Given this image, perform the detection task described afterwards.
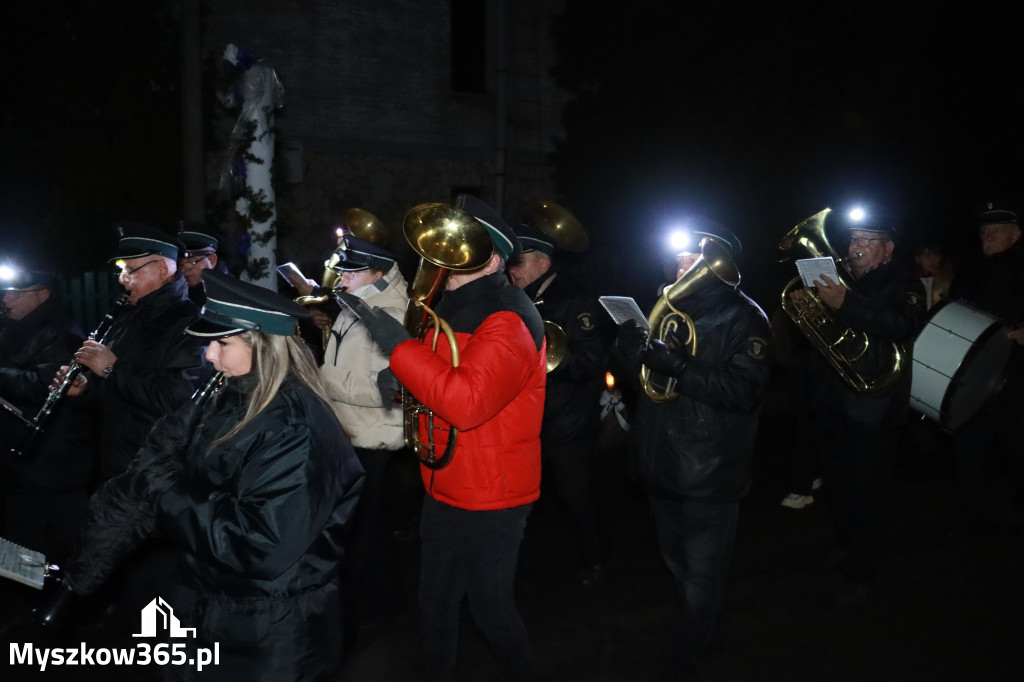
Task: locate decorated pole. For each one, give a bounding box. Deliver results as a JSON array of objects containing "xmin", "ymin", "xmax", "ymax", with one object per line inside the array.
[{"xmin": 219, "ymin": 44, "xmax": 285, "ymax": 289}]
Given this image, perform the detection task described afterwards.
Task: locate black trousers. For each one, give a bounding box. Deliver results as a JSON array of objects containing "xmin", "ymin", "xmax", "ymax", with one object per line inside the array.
[
  {"xmin": 813, "ymin": 414, "xmax": 895, "ymax": 583},
  {"xmin": 649, "ymin": 497, "xmax": 739, "ymax": 668},
  {"xmin": 418, "ymin": 496, "xmax": 535, "ymax": 682}
]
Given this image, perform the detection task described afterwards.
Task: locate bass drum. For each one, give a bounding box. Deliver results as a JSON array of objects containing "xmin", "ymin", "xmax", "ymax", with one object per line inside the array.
[{"xmin": 910, "ymin": 300, "xmax": 1012, "ymax": 430}]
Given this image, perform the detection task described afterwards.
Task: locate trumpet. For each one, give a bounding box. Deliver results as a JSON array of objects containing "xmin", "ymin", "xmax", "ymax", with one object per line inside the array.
[{"xmin": 401, "ymin": 203, "xmax": 493, "ymax": 469}]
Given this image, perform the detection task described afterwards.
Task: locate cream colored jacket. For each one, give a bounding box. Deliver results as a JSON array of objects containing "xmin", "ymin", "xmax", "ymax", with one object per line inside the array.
[{"xmin": 320, "ymin": 264, "xmax": 409, "ymax": 450}]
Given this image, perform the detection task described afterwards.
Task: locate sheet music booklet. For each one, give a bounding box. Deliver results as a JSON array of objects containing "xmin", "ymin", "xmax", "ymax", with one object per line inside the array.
[
  {"xmin": 598, "ymin": 296, "xmax": 650, "ymax": 331},
  {"xmin": 795, "ymin": 257, "xmax": 841, "ymax": 288},
  {"xmin": 0, "ymin": 536, "xmax": 48, "ymax": 589}
]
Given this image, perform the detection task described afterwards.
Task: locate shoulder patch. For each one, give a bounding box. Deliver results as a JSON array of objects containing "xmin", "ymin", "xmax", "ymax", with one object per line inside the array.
[
  {"xmin": 906, "ymin": 291, "xmax": 924, "ymax": 309},
  {"xmin": 747, "ymin": 336, "xmax": 769, "ymax": 361},
  {"xmin": 577, "ymin": 312, "xmax": 595, "ymax": 331}
]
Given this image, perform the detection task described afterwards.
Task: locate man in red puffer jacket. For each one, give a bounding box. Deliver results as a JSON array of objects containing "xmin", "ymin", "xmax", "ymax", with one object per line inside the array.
[{"xmin": 351, "ymin": 194, "xmax": 545, "ymax": 682}]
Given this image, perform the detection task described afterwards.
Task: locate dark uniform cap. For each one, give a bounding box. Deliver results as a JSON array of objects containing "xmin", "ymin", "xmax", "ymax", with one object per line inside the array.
[
  {"xmin": 0, "ymin": 268, "xmax": 56, "ymax": 291},
  {"xmin": 187, "ymin": 270, "xmax": 310, "ymax": 338},
  {"xmin": 684, "ymin": 217, "xmax": 743, "ymax": 256},
  {"xmin": 516, "ymin": 222, "xmax": 555, "ymax": 257},
  {"xmin": 177, "ymin": 220, "xmax": 222, "ymax": 253},
  {"xmin": 834, "ymin": 208, "xmax": 900, "ymax": 241},
  {"xmin": 331, "ymin": 234, "xmax": 399, "ymax": 272},
  {"xmin": 977, "ymin": 201, "xmax": 1020, "ymax": 226},
  {"xmin": 109, "ymin": 223, "xmax": 184, "ymax": 262},
  {"xmin": 455, "ymin": 194, "xmax": 521, "ymax": 261}
]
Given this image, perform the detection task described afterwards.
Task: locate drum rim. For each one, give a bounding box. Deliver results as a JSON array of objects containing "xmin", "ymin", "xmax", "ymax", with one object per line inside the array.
[{"xmin": 935, "ymin": 302, "xmax": 1012, "ymax": 430}]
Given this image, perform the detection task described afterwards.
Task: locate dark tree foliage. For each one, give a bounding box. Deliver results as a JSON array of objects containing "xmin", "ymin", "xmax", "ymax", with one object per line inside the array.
[
  {"xmin": 0, "ymin": 1, "xmax": 182, "ymax": 270},
  {"xmin": 549, "ymin": 0, "xmax": 1024, "ymax": 299}
]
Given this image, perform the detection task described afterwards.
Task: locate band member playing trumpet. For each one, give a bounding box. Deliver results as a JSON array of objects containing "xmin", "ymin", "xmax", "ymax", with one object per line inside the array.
[
  {"xmin": 612, "ymin": 219, "xmax": 770, "ymax": 679},
  {"xmin": 509, "ymin": 219, "xmax": 611, "ymax": 584},
  {"xmin": 355, "ymin": 194, "xmax": 545, "ymax": 682},
  {"xmin": 318, "ymin": 234, "xmax": 409, "ymax": 634},
  {"xmin": 0, "ymin": 267, "xmax": 93, "ymax": 563},
  {"xmin": 786, "ymin": 208, "xmax": 926, "ymax": 604}
]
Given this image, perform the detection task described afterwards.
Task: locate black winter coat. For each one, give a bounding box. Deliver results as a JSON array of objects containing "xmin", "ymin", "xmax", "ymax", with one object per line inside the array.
[
  {"xmin": 949, "ymin": 240, "xmax": 1024, "ymax": 404},
  {"xmin": 523, "ymin": 269, "xmax": 612, "ymax": 443},
  {"xmin": 0, "ymin": 298, "xmax": 94, "ymax": 491},
  {"xmin": 85, "ymin": 276, "xmax": 204, "ymax": 480},
  {"xmin": 626, "ymin": 280, "xmax": 772, "ymax": 501},
  {"xmin": 807, "ymin": 260, "xmax": 927, "ymax": 425},
  {"xmin": 68, "ymin": 375, "xmax": 364, "ymax": 681}
]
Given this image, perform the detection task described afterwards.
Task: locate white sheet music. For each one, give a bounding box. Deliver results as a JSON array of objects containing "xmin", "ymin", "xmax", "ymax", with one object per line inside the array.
[
  {"xmin": 598, "ymin": 296, "xmax": 650, "ymax": 331},
  {"xmin": 0, "ymin": 536, "xmax": 48, "ymax": 589},
  {"xmin": 795, "ymin": 257, "xmax": 840, "ymax": 288}
]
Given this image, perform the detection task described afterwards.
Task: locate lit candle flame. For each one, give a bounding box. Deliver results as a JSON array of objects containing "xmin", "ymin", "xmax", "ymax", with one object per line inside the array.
[{"xmin": 605, "ymin": 371, "xmax": 615, "ymax": 390}]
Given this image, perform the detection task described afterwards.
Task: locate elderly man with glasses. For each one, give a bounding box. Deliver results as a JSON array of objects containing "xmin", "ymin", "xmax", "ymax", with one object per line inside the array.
[
  {"xmin": 787, "ymin": 207, "xmax": 926, "ymax": 606},
  {"xmin": 61, "ymin": 223, "xmax": 205, "ymax": 482}
]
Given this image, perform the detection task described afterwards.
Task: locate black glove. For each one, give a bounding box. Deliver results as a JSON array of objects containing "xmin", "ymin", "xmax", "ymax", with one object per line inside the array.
[
  {"xmin": 641, "ymin": 339, "xmax": 690, "ymax": 379},
  {"xmin": 337, "ymin": 292, "xmax": 411, "ymax": 356},
  {"xmin": 377, "ymin": 368, "xmax": 402, "ymax": 405},
  {"xmin": 616, "ymin": 320, "xmax": 648, "ymax": 358}
]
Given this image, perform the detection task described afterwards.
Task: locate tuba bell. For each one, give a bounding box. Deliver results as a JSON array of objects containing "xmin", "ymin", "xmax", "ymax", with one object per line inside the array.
[
  {"xmin": 777, "ymin": 208, "xmax": 905, "ymax": 394},
  {"xmin": 522, "ymin": 199, "xmax": 588, "ymax": 372},
  {"xmin": 640, "ymin": 237, "xmax": 740, "ymax": 402},
  {"xmin": 401, "ymin": 202, "xmax": 494, "ymax": 469}
]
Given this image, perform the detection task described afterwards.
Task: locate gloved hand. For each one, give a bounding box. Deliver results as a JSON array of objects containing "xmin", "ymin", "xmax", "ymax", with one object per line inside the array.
[
  {"xmin": 616, "ymin": 320, "xmax": 648, "ymax": 358},
  {"xmin": 641, "ymin": 339, "xmax": 690, "ymax": 379},
  {"xmin": 337, "ymin": 292, "xmax": 411, "ymax": 356},
  {"xmin": 377, "ymin": 368, "xmax": 402, "ymax": 405}
]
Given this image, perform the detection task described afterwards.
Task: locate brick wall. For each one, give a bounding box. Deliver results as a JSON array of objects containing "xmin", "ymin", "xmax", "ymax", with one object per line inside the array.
[{"xmin": 203, "ymin": 0, "xmax": 569, "ymax": 271}]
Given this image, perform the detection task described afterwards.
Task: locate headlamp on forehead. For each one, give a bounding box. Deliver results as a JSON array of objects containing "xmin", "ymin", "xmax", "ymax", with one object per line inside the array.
[
  {"xmin": 0, "ymin": 264, "xmax": 16, "ymax": 283},
  {"xmin": 847, "ymin": 206, "xmax": 868, "ymax": 223},
  {"xmin": 668, "ymin": 229, "xmax": 694, "ymax": 255}
]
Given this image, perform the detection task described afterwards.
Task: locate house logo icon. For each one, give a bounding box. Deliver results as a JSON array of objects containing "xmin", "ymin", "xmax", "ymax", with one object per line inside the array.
[{"xmin": 133, "ymin": 597, "xmax": 197, "ymax": 639}]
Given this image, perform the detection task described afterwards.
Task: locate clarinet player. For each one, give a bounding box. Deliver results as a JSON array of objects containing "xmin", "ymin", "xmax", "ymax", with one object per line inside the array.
[{"xmin": 43, "ymin": 270, "xmax": 365, "ymax": 681}]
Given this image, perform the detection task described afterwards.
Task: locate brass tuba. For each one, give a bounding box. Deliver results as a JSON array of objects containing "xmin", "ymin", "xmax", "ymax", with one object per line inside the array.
[
  {"xmin": 402, "ymin": 202, "xmax": 494, "ymax": 469},
  {"xmin": 522, "ymin": 199, "xmax": 588, "ymax": 372},
  {"xmin": 777, "ymin": 208, "xmax": 905, "ymax": 394},
  {"xmin": 640, "ymin": 237, "xmax": 740, "ymax": 402}
]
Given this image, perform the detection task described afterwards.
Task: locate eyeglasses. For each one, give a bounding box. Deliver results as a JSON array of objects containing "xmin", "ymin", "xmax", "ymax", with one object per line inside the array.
[
  {"xmin": 118, "ymin": 259, "xmax": 160, "ymax": 279},
  {"xmin": 180, "ymin": 253, "xmax": 213, "ymax": 267},
  {"xmin": 849, "ymin": 237, "xmax": 888, "ymax": 247}
]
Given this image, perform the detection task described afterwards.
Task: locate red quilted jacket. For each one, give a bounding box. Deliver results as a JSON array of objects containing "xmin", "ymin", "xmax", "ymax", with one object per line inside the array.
[{"xmin": 390, "ymin": 309, "xmax": 546, "ymax": 511}]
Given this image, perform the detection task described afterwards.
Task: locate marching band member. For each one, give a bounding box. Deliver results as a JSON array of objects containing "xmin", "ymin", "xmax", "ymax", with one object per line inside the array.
[
  {"xmin": 319, "ymin": 234, "xmax": 410, "ymax": 635},
  {"xmin": 60, "ymin": 270, "xmax": 364, "ymax": 681},
  {"xmin": 788, "ymin": 208, "xmax": 925, "ymax": 603},
  {"xmin": 612, "ymin": 219, "xmax": 770, "ymax": 679},
  {"xmin": 354, "ymin": 194, "xmax": 545, "ymax": 682}
]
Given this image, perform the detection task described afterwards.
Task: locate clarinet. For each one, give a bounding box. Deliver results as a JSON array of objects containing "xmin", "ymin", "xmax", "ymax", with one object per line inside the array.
[
  {"xmin": 13, "ymin": 294, "xmax": 130, "ymax": 456},
  {"xmin": 192, "ymin": 371, "xmax": 225, "ymax": 406}
]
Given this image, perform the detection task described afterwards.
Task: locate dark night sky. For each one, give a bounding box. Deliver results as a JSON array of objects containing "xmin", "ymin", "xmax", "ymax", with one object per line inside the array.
[{"xmin": 2, "ymin": 1, "xmax": 1023, "ymax": 308}]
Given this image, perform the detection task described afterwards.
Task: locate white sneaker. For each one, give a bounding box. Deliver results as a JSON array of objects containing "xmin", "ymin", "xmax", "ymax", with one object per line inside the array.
[
  {"xmin": 812, "ymin": 478, "xmax": 824, "ymax": 490},
  {"xmin": 780, "ymin": 493, "xmax": 814, "ymax": 509}
]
